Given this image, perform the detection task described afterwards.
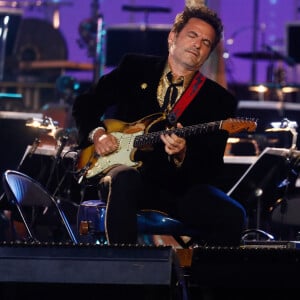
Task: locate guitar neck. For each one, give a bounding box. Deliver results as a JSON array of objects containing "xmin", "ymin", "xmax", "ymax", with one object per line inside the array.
[{"xmin": 133, "ymin": 121, "xmax": 221, "ymax": 148}]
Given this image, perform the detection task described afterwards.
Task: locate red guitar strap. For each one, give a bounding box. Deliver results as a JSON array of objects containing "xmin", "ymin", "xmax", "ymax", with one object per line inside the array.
[{"xmin": 168, "ymin": 71, "xmax": 206, "ymax": 125}]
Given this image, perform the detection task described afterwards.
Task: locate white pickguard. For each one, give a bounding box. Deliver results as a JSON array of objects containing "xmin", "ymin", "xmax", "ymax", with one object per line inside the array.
[{"xmin": 86, "ymin": 130, "xmax": 143, "ymax": 178}]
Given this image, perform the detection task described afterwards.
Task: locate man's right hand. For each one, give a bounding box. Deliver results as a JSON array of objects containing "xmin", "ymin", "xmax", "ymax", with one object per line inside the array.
[{"xmin": 93, "ymin": 129, "xmax": 119, "ymax": 156}]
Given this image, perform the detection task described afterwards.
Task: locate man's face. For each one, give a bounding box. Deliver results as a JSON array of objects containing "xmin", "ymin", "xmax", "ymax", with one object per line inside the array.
[{"xmin": 168, "ymin": 18, "xmax": 216, "ymax": 71}]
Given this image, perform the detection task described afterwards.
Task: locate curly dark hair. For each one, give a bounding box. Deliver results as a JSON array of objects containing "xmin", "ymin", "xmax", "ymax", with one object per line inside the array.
[{"xmin": 171, "ymin": 5, "xmax": 223, "ymax": 51}]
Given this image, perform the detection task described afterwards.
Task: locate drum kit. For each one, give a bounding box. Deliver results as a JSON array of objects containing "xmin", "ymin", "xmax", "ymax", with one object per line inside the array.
[{"xmin": 233, "ymin": 46, "xmax": 300, "ymax": 102}]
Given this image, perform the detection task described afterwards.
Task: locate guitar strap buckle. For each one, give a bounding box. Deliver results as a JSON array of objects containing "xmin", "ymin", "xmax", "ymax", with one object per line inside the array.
[{"xmin": 167, "ymin": 111, "xmax": 177, "ymax": 125}]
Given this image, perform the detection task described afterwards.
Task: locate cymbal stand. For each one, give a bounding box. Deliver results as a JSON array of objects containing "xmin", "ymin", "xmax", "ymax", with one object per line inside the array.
[
  {"xmin": 0, "ymin": 14, "xmax": 9, "ymax": 81},
  {"xmin": 90, "ymin": 0, "xmax": 105, "ymax": 82},
  {"xmin": 251, "ymin": 0, "xmax": 259, "ymax": 83},
  {"xmin": 77, "ymin": 0, "xmax": 105, "ymax": 82}
]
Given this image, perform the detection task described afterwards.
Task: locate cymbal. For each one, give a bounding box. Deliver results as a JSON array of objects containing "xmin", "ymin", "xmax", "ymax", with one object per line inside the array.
[
  {"xmin": 122, "ymin": 5, "xmax": 171, "ymax": 13},
  {"xmin": 26, "ymin": 117, "xmax": 59, "ymax": 131},
  {"xmin": 249, "ymin": 83, "xmax": 300, "ymax": 93},
  {"xmin": 234, "ymin": 51, "xmax": 285, "ymax": 60}
]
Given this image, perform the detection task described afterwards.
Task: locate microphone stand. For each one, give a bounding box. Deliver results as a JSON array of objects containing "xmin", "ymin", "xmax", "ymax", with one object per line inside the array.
[
  {"xmin": 45, "ymin": 132, "xmax": 69, "ymax": 191},
  {"xmin": 251, "ymin": 0, "xmax": 259, "ymax": 84}
]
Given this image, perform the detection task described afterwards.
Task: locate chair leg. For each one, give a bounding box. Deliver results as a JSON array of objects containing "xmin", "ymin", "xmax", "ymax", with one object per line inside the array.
[
  {"xmin": 0, "ymin": 210, "xmax": 14, "ymax": 242},
  {"xmin": 241, "ymin": 228, "xmax": 275, "ymax": 242},
  {"xmin": 13, "ymin": 221, "xmax": 27, "ymax": 240}
]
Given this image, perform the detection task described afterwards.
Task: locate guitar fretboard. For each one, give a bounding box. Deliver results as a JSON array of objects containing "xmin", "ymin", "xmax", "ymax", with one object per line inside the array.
[{"xmin": 133, "ymin": 121, "xmax": 221, "ymax": 147}]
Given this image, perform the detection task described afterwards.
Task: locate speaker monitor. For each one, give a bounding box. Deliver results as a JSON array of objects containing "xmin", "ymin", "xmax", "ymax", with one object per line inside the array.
[
  {"xmin": 286, "ymin": 22, "xmax": 300, "ymax": 63},
  {"xmin": 190, "ymin": 246, "xmax": 300, "ymax": 289},
  {"xmin": 0, "ymin": 244, "xmax": 179, "ymax": 300}
]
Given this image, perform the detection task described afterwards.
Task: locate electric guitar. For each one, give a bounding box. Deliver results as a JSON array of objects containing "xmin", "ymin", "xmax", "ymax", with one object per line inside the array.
[{"xmin": 76, "ymin": 113, "xmax": 257, "ymax": 182}]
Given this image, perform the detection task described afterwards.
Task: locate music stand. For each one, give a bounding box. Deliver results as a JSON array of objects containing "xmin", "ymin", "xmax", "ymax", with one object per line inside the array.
[{"xmin": 228, "ymin": 147, "xmax": 293, "ymax": 240}]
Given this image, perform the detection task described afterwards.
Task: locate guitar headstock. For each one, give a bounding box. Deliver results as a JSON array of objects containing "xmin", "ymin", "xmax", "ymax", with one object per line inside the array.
[{"xmin": 221, "ymin": 118, "xmax": 258, "ymax": 134}]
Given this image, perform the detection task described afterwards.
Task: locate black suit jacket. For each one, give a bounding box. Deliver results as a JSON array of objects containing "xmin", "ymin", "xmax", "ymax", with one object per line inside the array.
[{"xmin": 72, "ymin": 54, "xmax": 238, "ymax": 191}]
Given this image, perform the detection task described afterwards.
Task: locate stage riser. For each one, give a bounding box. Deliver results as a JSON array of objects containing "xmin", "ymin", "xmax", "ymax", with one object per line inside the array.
[
  {"xmin": 190, "ymin": 246, "xmax": 300, "ymax": 289},
  {"xmin": 0, "ymin": 244, "xmax": 177, "ymax": 300},
  {"xmin": 0, "ymin": 244, "xmax": 174, "ymax": 285}
]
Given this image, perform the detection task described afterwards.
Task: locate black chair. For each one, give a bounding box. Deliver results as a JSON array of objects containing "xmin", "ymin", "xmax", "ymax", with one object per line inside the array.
[{"xmin": 2, "ymin": 170, "xmax": 78, "ymax": 244}]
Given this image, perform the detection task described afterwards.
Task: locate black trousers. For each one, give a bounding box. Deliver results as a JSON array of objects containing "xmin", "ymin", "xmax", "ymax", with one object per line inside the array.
[{"xmin": 100, "ymin": 165, "xmax": 247, "ymax": 246}]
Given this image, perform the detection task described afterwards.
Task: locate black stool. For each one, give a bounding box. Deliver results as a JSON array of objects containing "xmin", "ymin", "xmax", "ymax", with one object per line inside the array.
[{"xmin": 77, "ymin": 200, "xmax": 198, "ymax": 247}]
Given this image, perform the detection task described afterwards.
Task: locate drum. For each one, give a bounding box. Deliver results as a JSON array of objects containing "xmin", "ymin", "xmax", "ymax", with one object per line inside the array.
[{"xmin": 14, "ymin": 17, "xmax": 68, "ymax": 80}]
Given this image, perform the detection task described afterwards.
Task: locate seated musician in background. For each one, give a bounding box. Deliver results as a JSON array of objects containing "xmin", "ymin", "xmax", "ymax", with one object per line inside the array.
[{"xmin": 72, "ymin": 5, "xmax": 247, "ymax": 246}]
